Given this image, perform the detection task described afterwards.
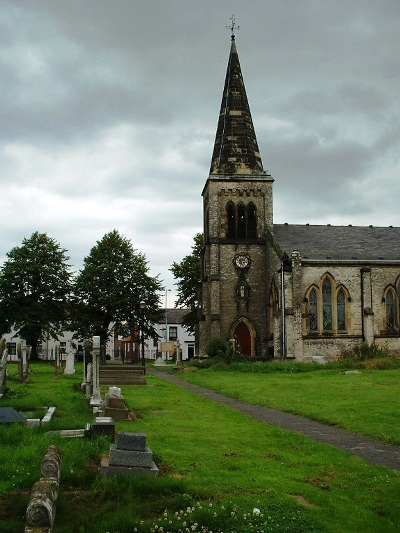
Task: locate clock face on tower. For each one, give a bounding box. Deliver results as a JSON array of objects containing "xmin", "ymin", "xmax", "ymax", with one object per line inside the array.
[{"xmin": 234, "ymin": 254, "xmax": 250, "ymax": 270}]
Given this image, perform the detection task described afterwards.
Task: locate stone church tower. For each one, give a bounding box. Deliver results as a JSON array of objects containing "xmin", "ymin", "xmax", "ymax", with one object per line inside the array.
[{"xmin": 198, "ymin": 34, "xmax": 274, "ymax": 357}]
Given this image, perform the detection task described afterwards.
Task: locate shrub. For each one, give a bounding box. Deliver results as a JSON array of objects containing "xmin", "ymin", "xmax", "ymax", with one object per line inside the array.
[
  {"xmin": 206, "ymin": 337, "xmax": 246, "ymax": 364},
  {"xmin": 206, "ymin": 337, "xmax": 230, "ymax": 358},
  {"xmin": 340, "ymin": 342, "xmax": 390, "ymax": 361}
]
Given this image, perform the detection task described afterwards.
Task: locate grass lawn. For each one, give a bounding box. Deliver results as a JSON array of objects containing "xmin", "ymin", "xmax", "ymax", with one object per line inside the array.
[
  {"xmin": 0, "ymin": 361, "xmax": 399, "ymax": 532},
  {"xmin": 174, "ymin": 364, "xmax": 400, "ymax": 445}
]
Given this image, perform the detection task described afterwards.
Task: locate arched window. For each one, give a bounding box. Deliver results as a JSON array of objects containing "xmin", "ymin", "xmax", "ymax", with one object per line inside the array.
[
  {"xmin": 337, "ymin": 289, "xmax": 346, "ymax": 331},
  {"xmin": 322, "ymin": 278, "xmax": 332, "ymax": 330},
  {"xmin": 269, "ymin": 283, "xmax": 279, "ymax": 337},
  {"xmin": 227, "ymin": 203, "xmax": 235, "ymax": 239},
  {"xmin": 237, "ymin": 203, "xmax": 246, "ymax": 239},
  {"xmin": 385, "ymin": 289, "xmax": 396, "ymax": 333},
  {"xmin": 309, "ymin": 289, "xmax": 318, "ymax": 332},
  {"xmin": 225, "ymin": 201, "xmax": 258, "ymax": 240},
  {"xmin": 305, "ymin": 275, "xmax": 350, "ymax": 335},
  {"xmin": 247, "ymin": 203, "xmax": 257, "ymax": 239}
]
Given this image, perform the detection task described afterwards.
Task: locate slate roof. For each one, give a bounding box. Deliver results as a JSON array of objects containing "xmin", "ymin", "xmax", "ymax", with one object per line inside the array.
[
  {"xmin": 273, "ymin": 224, "xmax": 400, "ymax": 262},
  {"xmin": 163, "ymin": 308, "xmax": 190, "ymax": 324}
]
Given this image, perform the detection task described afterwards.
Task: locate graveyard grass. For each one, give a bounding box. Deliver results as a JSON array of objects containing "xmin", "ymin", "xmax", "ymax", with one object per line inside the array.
[{"xmin": 0, "ymin": 362, "xmax": 398, "ymax": 532}]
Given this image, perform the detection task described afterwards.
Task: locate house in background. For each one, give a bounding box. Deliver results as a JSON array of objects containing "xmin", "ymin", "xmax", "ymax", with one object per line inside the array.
[
  {"xmin": 144, "ymin": 308, "xmax": 195, "ymax": 361},
  {"xmin": 2, "ymin": 308, "xmax": 195, "ymax": 363}
]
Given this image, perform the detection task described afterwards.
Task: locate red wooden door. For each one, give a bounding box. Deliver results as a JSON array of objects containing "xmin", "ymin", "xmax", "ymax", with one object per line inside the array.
[{"xmin": 234, "ymin": 322, "xmax": 251, "ymax": 357}]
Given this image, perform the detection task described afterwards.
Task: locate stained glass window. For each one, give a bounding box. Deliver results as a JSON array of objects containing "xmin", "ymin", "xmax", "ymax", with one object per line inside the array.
[
  {"xmin": 337, "ymin": 289, "xmax": 346, "ymax": 331},
  {"xmin": 322, "ymin": 278, "xmax": 332, "ymax": 330},
  {"xmin": 309, "ymin": 289, "xmax": 318, "ymax": 331},
  {"xmin": 386, "ymin": 290, "xmax": 395, "ymax": 332}
]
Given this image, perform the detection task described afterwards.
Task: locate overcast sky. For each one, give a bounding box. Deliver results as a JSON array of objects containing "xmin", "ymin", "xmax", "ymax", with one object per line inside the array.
[{"xmin": 1, "ymin": 1, "xmax": 399, "ymax": 303}]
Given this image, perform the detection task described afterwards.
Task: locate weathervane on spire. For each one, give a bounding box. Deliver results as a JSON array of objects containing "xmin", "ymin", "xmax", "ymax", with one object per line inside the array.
[{"xmin": 226, "ymin": 14, "xmax": 240, "ymax": 40}]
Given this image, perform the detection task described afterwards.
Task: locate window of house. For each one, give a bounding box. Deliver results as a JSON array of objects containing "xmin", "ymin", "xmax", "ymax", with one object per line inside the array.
[
  {"xmin": 6, "ymin": 342, "xmax": 16, "ymax": 355},
  {"xmin": 168, "ymin": 326, "xmax": 177, "ymax": 341},
  {"xmin": 188, "ymin": 344, "xmax": 195, "ymax": 359}
]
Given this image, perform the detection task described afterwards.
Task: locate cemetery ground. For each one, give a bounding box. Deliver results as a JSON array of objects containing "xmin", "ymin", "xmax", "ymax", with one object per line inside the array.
[{"xmin": 0, "ymin": 362, "xmax": 399, "ymax": 532}]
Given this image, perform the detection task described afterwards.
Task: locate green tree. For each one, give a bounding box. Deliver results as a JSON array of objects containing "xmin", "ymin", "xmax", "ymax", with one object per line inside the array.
[
  {"xmin": 0, "ymin": 232, "xmax": 72, "ymax": 360},
  {"xmin": 170, "ymin": 233, "xmax": 203, "ymax": 333},
  {"xmin": 71, "ymin": 230, "xmax": 163, "ymax": 345}
]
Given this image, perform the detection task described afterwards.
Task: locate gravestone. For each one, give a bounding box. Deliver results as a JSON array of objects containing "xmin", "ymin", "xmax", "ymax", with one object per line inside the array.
[
  {"xmin": 101, "ymin": 432, "xmax": 159, "ymax": 476},
  {"xmin": 0, "ymin": 407, "xmax": 27, "ymax": 424},
  {"xmin": 90, "ymin": 336, "xmax": 102, "ymax": 408},
  {"xmin": 64, "ymin": 341, "xmax": 75, "ymax": 375},
  {"xmin": 92, "ymin": 417, "xmax": 115, "ymax": 440},
  {"xmin": 104, "ymin": 387, "xmax": 129, "ymax": 420},
  {"xmin": 0, "ymin": 339, "xmax": 7, "ymax": 394}
]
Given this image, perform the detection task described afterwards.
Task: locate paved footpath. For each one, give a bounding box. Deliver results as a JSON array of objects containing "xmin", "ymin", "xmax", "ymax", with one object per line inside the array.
[{"xmin": 149, "ymin": 369, "xmax": 400, "ymax": 471}]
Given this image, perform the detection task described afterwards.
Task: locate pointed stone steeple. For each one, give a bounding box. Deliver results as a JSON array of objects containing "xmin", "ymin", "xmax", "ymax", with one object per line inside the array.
[{"xmin": 210, "ymin": 35, "xmax": 265, "ymax": 176}]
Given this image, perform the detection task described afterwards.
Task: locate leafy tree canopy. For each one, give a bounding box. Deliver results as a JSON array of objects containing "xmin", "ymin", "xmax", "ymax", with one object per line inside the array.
[
  {"xmin": 170, "ymin": 233, "xmax": 203, "ymax": 333},
  {"xmin": 0, "ymin": 231, "xmax": 72, "ymax": 359},
  {"xmin": 71, "ymin": 229, "xmax": 163, "ymax": 343}
]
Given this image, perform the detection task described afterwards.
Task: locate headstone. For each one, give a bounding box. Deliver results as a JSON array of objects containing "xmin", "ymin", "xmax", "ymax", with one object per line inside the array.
[
  {"xmin": 104, "ymin": 392, "xmax": 129, "ymax": 420},
  {"xmin": 92, "ymin": 417, "xmax": 115, "ymax": 440},
  {"xmin": 109, "ymin": 386, "xmax": 121, "ymax": 397},
  {"xmin": 0, "ymin": 341, "xmax": 8, "ymax": 394},
  {"xmin": 17, "ymin": 342, "xmax": 23, "ymax": 381},
  {"xmin": 21, "ymin": 340, "xmax": 28, "ymax": 376},
  {"xmin": 0, "ymin": 407, "xmax": 27, "ymax": 424},
  {"xmin": 64, "ymin": 342, "xmax": 75, "ymax": 375},
  {"xmin": 101, "ymin": 432, "xmax": 159, "ymax": 476},
  {"xmin": 91, "ymin": 336, "xmax": 101, "ymax": 405},
  {"xmin": 85, "ymin": 362, "xmax": 92, "ymax": 398},
  {"xmin": 54, "ymin": 344, "xmax": 60, "ymax": 374}
]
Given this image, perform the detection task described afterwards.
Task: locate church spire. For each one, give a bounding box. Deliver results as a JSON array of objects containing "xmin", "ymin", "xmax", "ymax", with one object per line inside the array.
[{"xmin": 210, "ymin": 26, "xmax": 265, "ymax": 176}]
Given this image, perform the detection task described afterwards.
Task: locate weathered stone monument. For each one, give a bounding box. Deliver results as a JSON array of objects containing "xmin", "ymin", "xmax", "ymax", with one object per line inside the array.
[
  {"xmin": 104, "ymin": 386, "xmax": 129, "ymax": 420},
  {"xmin": 90, "ymin": 336, "xmax": 102, "ymax": 410},
  {"xmin": 0, "ymin": 338, "xmax": 7, "ymax": 395},
  {"xmin": 24, "ymin": 445, "xmax": 61, "ymax": 533},
  {"xmin": 101, "ymin": 432, "xmax": 159, "ymax": 476},
  {"xmin": 17, "ymin": 340, "xmax": 31, "ymax": 382},
  {"xmin": 64, "ymin": 340, "xmax": 75, "ymax": 375}
]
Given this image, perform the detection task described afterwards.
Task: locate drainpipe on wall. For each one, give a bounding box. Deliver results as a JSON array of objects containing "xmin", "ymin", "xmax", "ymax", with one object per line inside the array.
[
  {"xmin": 281, "ymin": 262, "xmax": 286, "ymax": 360},
  {"xmin": 360, "ymin": 268, "xmax": 365, "ymax": 342}
]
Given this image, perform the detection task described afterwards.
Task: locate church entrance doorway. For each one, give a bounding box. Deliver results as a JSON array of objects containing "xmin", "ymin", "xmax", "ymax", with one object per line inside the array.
[{"xmin": 233, "ymin": 321, "xmax": 252, "ymax": 357}]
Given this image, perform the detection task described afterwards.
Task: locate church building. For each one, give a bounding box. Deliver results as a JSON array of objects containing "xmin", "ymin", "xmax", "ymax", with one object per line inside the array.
[{"xmin": 198, "ymin": 32, "xmax": 400, "ymax": 361}]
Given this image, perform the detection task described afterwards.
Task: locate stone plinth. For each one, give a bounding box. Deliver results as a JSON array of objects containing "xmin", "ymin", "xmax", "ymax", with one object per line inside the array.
[
  {"xmin": 109, "ymin": 445, "xmax": 153, "ymax": 467},
  {"xmin": 117, "ymin": 432, "xmax": 146, "ymax": 451},
  {"xmin": 104, "ymin": 395, "xmax": 129, "ymax": 421},
  {"xmin": 101, "ymin": 432, "xmax": 158, "ymax": 477},
  {"xmin": 92, "ymin": 417, "xmax": 115, "ymax": 440},
  {"xmin": 99, "ymin": 365, "xmax": 146, "ymax": 385}
]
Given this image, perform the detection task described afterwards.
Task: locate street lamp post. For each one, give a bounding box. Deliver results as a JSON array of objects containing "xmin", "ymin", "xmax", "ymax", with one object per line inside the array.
[
  {"xmin": 164, "ymin": 288, "xmax": 171, "ymax": 360},
  {"xmin": 140, "ymin": 302, "xmax": 146, "ymax": 372}
]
